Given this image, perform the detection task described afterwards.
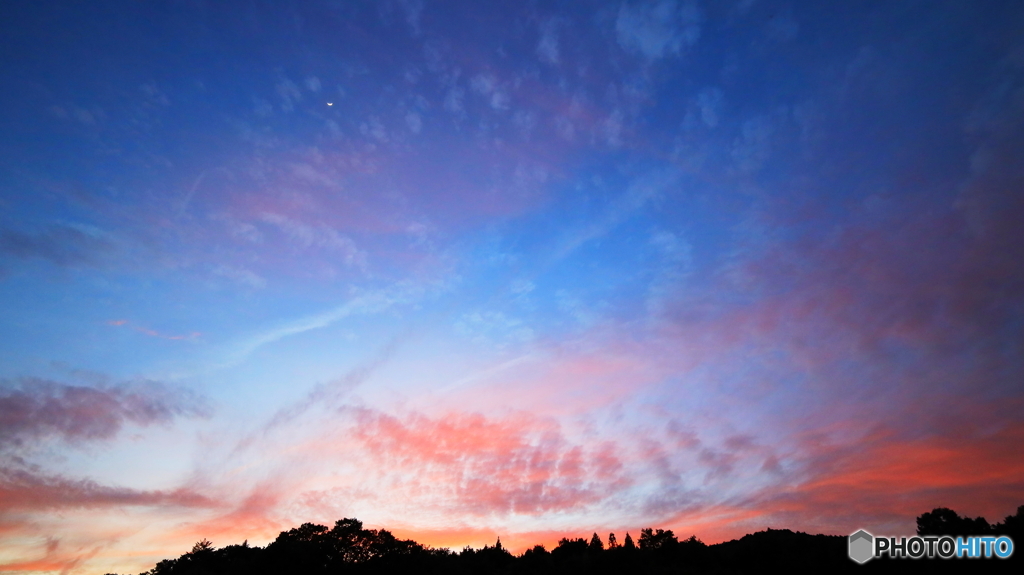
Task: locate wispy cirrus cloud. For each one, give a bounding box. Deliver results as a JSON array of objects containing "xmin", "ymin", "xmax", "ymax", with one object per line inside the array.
[{"xmin": 222, "ymin": 285, "xmax": 420, "ymax": 366}]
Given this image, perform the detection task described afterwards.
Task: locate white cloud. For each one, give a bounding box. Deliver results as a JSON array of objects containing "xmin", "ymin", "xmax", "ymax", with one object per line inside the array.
[
  {"xmin": 75, "ymin": 107, "xmax": 97, "ymax": 125},
  {"xmin": 276, "ymin": 78, "xmax": 303, "ymax": 112},
  {"xmin": 405, "ymin": 112, "xmax": 423, "ymax": 134},
  {"xmin": 616, "ymin": 0, "xmax": 701, "ymax": 60},
  {"xmin": 766, "ymin": 13, "xmax": 799, "ymax": 42},
  {"xmin": 555, "ymin": 116, "xmax": 576, "ymax": 141},
  {"xmin": 222, "ymin": 218, "xmax": 262, "ymax": 243},
  {"xmin": 259, "ymin": 213, "xmax": 367, "ymax": 268},
  {"xmin": 556, "ymin": 289, "xmax": 598, "ymax": 326},
  {"xmin": 227, "ymin": 290, "xmax": 403, "ymax": 365},
  {"xmin": 252, "ymin": 96, "xmax": 273, "ymax": 117},
  {"xmin": 470, "ymin": 73, "xmax": 498, "ymax": 95},
  {"xmin": 696, "ymin": 87, "xmax": 723, "ymax": 128},
  {"xmin": 551, "ymin": 169, "xmax": 679, "ymax": 262},
  {"xmin": 604, "ymin": 109, "xmax": 624, "ymax": 146},
  {"xmin": 490, "ymin": 90, "xmax": 511, "ymax": 110},
  {"xmin": 444, "ymin": 86, "xmax": 465, "ymax": 114},
  {"xmin": 537, "ymin": 19, "xmax": 560, "ymax": 64},
  {"xmin": 360, "ymin": 116, "xmax": 389, "ymax": 142},
  {"xmin": 455, "ymin": 310, "xmax": 535, "ymax": 346},
  {"xmin": 290, "ymin": 163, "xmax": 337, "ymax": 187},
  {"xmin": 513, "ymin": 110, "xmax": 536, "ymax": 140},
  {"xmin": 470, "ymin": 72, "xmax": 511, "ymax": 110},
  {"xmin": 731, "ymin": 115, "xmax": 774, "ymax": 172},
  {"xmin": 212, "ymin": 264, "xmax": 267, "ymax": 289},
  {"xmin": 646, "ymin": 230, "xmax": 694, "ymax": 316},
  {"xmin": 398, "ymin": 0, "xmax": 424, "ymax": 35},
  {"xmin": 510, "ymin": 279, "xmax": 536, "ymax": 295},
  {"xmin": 140, "ymin": 82, "xmax": 170, "ymax": 106}
]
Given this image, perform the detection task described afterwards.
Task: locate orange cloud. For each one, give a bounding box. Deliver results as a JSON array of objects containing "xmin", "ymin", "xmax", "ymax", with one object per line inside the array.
[
  {"xmin": 656, "ymin": 421, "xmax": 1024, "ymax": 542},
  {"xmin": 781, "ymin": 422, "xmax": 1024, "ymax": 520},
  {"xmin": 166, "ymin": 484, "xmax": 290, "ymax": 547}
]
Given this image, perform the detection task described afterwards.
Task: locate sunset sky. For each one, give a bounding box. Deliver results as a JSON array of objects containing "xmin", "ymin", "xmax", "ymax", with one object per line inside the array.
[{"xmin": 2, "ymin": 1, "xmax": 1023, "ymax": 573}]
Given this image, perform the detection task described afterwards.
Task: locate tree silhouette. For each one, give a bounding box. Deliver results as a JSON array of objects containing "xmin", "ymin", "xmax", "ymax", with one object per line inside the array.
[
  {"xmin": 997, "ymin": 505, "xmax": 1024, "ymax": 539},
  {"xmin": 916, "ymin": 507, "xmax": 992, "ymax": 536},
  {"xmin": 519, "ymin": 544, "xmax": 551, "ymax": 571},
  {"xmin": 137, "ymin": 503, "xmax": 1023, "ymax": 575},
  {"xmin": 639, "ymin": 527, "xmax": 677, "ymax": 550},
  {"xmin": 190, "ymin": 539, "xmax": 214, "ymax": 554},
  {"xmin": 553, "ymin": 537, "xmax": 589, "ymax": 555}
]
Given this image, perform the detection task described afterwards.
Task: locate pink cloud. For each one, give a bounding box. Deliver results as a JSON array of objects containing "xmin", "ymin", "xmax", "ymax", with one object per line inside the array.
[
  {"xmin": 0, "ymin": 468, "xmax": 213, "ymax": 512},
  {"xmin": 780, "ymin": 421, "xmax": 1024, "ymax": 522},
  {"xmin": 651, "ymin": 420, "xmax": 1024, "ymax": 543},
  {"xmin": 0, "ymin": 548, "xmax": 95, "ymax": 575},
  {"xmin": 348, "ymin": 407, "xmax": 630, "ymax": 516},
  {"xmin": 148, "ymin": 409, "xmax": 629, "ymax": 552},
  {"xmin": 168, "ymin": 483, "xmax": 291, "ymax": 546}
]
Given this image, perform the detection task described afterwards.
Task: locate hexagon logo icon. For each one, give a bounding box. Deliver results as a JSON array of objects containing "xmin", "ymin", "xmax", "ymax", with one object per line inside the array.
[{"xmin": 849, "ymin": 529, "xmax": 874, "ymax": 564}]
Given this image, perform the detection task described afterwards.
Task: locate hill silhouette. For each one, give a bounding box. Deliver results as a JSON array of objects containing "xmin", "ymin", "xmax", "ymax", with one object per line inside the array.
[{"xmin": 115, "ymin": 505, "xmax": 1023, "ymax": 574}]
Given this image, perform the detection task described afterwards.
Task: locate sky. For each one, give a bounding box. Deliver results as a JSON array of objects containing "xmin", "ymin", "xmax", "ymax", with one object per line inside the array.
[{"xmin": 1, "ymin": 0, "xmax": 1023, "ymax": 572}]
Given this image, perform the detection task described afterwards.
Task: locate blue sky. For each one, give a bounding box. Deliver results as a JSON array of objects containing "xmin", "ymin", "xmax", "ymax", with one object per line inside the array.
[{"xmin": 1, "ymin": 1, "xmax": 1023, "ymax": 573}]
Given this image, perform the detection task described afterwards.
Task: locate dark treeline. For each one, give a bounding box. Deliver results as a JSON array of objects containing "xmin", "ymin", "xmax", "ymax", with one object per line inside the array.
[{"xmin": 118, "ymin": 505, "xmax": 1024, "ymax": 575}]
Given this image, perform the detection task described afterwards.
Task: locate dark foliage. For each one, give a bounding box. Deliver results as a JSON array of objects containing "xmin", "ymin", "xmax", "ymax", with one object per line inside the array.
[
  {"xmin": 917, "ymin": 507, "xmax": 991, "ymax": 537},
  {"xmin": 132, "ymin": 505, "xmax": 1023, "ymax": 575}
]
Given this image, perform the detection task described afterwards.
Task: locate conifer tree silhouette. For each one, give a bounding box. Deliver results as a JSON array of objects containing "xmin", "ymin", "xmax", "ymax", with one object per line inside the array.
[{"xmin": 189, "ymin": 539, "xmax": 213, "ymax": 554}]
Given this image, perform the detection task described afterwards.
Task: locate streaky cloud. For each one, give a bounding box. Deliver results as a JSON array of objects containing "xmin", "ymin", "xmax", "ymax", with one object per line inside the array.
[
  {"xmin": 0, "ymin": 467, "xmax": 215, "ymax": 512},
  {"xmin": 0, "ymin": 377, "xmax": 210, "ymax": 450},
  {"xmin": 221, "ymin": 284, "xmax": 426, "ymax": 367}
]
